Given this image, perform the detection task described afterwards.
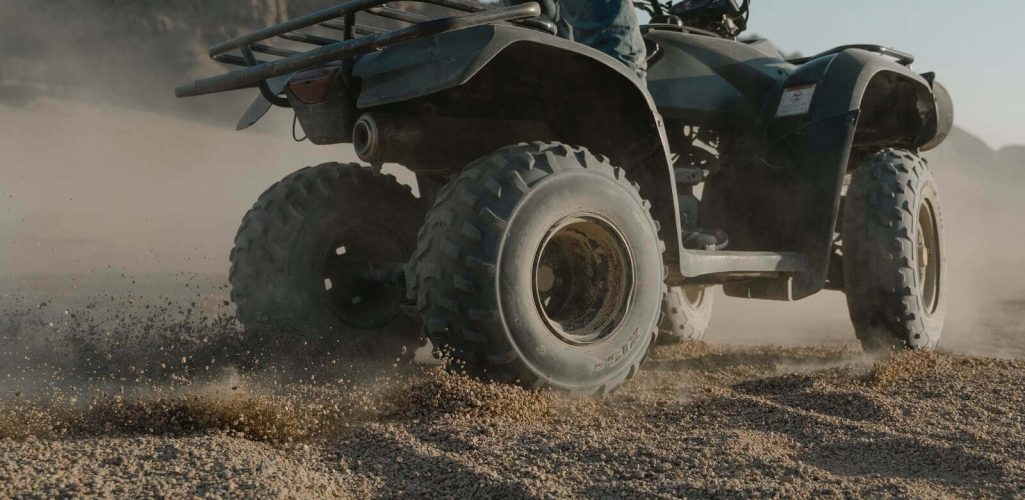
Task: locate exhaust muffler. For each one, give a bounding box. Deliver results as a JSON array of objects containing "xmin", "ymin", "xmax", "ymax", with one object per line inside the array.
[{"xmin": 352, "ymin": 112, "xmax": 553, "ymax": 171}]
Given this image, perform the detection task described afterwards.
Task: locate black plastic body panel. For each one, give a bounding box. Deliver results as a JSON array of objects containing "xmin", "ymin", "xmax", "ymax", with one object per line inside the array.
[
  {"xmin": 644, "ymin": 30, "xmax": 792, "ymax": 131},
  {"xmin": 707, "ymin": 48, "xmax": 943, "ymax": 299},
  {"xmin": 921, "ymin": 79, "xmax": 953, "ymax": 151},
  {"xmin": 770, "ymin": 49, "xmax": 935, "ymax": 145},
  {"xmin": 705, "ymin": 111, "xmax": 859, "ymax": 300},
  {"xmin": 352, "ymin": 25, "xmax": 508, "ymax": 108}
]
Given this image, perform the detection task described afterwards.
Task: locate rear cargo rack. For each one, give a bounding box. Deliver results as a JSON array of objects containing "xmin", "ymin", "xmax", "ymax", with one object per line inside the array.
[{"xmin": 175, "ymin": 0, "xmax": 547, "ymax": 100}]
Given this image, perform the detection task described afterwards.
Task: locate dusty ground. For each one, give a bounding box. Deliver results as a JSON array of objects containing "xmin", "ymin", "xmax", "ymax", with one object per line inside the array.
[
  {"xmin": 1, "ymin": 339, "xmax": 1024, "ymax": 498},
  {"xmin": 1, "ymin": 100, "xmax": 1024, "ymax": 498},
  {"xmin": 1, "ymin": 278, "xmax": 1023, "ymax": 498}
]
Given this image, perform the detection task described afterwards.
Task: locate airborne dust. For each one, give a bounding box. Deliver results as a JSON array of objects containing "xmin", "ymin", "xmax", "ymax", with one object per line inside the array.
[{"xmin": 2, "ymin": 2, "xmax": 1025, "ymax": 495}]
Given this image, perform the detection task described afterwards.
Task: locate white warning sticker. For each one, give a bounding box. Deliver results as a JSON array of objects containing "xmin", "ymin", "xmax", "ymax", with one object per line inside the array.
[{"xmin": 776, "ymin": 84, "xmax": 816, "ymax": 117}]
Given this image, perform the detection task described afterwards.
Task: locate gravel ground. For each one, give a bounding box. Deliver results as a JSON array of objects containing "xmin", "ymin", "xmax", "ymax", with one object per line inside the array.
[{"xmin": 2, "ymin": 325, "xmax": 1023, "ymax": 498}]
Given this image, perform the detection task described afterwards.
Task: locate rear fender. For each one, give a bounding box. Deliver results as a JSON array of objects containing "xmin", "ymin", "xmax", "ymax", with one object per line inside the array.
[{"xmin": 352, "ymin": 24, "xmax": 688, "ymax": 274}]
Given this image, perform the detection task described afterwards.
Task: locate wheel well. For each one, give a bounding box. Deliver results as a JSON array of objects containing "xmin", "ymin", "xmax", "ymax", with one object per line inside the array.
[
  {"xmin": 373, "ymin": 41, "xmax": 680, "ymax": 263},
  {"xmin": 853, "ymin": 70, "xmax": 936, "ymax": 153}
]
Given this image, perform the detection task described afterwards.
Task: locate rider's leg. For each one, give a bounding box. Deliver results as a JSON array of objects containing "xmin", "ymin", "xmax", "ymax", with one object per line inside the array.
[
  {"xmin": 552, "ymin": 0, "xmax": 648, "ymax": 80},
  {"xmin": 503, "ymin": 0, "xmax": 646, "ymax": 79}
]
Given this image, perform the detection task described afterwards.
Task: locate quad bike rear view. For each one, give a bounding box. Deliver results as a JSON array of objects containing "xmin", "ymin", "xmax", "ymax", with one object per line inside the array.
[{"xmin": 177, "ymin": 0, "xmax": 953, "ymax": 394}]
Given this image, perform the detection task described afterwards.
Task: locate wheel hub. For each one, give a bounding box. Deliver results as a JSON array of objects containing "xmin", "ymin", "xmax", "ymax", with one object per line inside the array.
[
  {"xmin": 321, "ymin": 224, "xmax": 408, "ymax": 329},
  {"xmin": 533, "ymin": 215, "xmax": 634, "ymax": 345}
]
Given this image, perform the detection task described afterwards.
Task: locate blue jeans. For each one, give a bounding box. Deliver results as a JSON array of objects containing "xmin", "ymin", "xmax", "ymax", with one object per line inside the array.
[{"xmin": 517, "ymin": 0, "xmax": 648, "ymax": 79}]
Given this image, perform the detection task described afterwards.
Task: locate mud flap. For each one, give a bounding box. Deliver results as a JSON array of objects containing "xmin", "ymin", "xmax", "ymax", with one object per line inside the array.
[
  {"xmin": 236, "ymin": 74, "xmax": 294, "ymax": 131},
  {"xmin": 716, "ymin": 110, "xmax": 859, "ymax": 301}
]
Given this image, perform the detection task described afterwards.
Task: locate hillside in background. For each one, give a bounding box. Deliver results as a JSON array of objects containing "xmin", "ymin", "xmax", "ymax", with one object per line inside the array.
[
  {"xmin": 934, "ymin": 127, "xmax": 1023, "ymax": 182},
  {"xmin": 997, "ymin": 145, "xmax": 1025, "ymax": 176}
]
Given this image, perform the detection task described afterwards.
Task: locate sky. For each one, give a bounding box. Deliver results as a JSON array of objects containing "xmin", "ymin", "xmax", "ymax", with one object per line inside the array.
[{"xmin": 746, "ymin": 0, "xmax": 1025, "ymax": 149}]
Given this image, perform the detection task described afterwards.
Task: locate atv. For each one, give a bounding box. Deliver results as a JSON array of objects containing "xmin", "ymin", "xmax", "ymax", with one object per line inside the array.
[{"xmin": 177, "ymin": 0, "xmax": 953, "ymax": 394}]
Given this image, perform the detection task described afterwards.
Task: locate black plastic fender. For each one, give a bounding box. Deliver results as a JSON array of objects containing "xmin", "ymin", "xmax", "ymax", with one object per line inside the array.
[
  {"xmin": 352, "ymin": 24, "xmax": 691, "ymax": 276},
  {"xmin": 352, "ymin": 24, "xmax": 515, "ymax": 109},
  {"xmin": 716, "ymin": 48, "xmax": 948, "ymax": 300},
  {"xmin": 771, "ymin": 48, "xmax": 943, "ymax": 150},
  {"xmin": 643, "ymin": 29, "xmax": 792, "ymax": 132}
]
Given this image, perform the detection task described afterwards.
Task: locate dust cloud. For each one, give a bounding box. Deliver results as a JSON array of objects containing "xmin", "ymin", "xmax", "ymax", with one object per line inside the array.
[
  {"xmin": 3, "ymin": 100, "xmax": 1019, "ymax": 351},
  {"xmin": 0, "ymin": 99, "xmax": 408, "ymax": 277}
]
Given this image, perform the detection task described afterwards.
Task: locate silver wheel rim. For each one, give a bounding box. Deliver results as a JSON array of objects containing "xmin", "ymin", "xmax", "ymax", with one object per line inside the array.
[
  {"xmin": 917, "ymin": 198, "xmax": 941, "ymax": 316},
  {"xmin": 533, "ymin": 214, "xmax": 634, "ymax": 345}
]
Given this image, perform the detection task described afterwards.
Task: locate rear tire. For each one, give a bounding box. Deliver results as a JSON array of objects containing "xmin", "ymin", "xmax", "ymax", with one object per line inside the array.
[
  {"xmin": 229, "ymin": 163, "xmax": 425, "ymax": 358},
  {"xmin": 842, "ymin": 149, "xmax": 945, "ymax": 352},
  {"xmin": 412, "ymin": 142, "xmax": 666, "ymax": 396},
  {"xmin": 657, "ymin": 286, "xmax": 714, "ymax": 344}
]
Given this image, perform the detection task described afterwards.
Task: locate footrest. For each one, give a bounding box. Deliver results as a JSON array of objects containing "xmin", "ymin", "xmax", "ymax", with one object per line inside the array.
[
  {"xmin": 682, "ymin": 228, "xmax": 729, "ymax": 251},
  {"xmin": 680, "ymin": 250, "xmax": 808, "ymax": 278}
]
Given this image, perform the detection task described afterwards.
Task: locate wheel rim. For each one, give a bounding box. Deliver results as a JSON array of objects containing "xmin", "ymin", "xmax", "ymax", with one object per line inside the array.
[
  {"xmin": 533, "ymin": 215, "xmax": 634, "ymax": 345},
  {"xmin": 320, "ymin": 224, "xmax": 407, "ymax": 329},
  {"xmin": 917, "ymin": 199, "xmax": 941, "ymax": 316}
]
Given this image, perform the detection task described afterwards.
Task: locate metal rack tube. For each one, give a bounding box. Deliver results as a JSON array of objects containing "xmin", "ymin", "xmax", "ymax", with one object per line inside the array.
[{"xmin": 178, "ymin": 3, "xmax": 541, "ymax": 98}]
